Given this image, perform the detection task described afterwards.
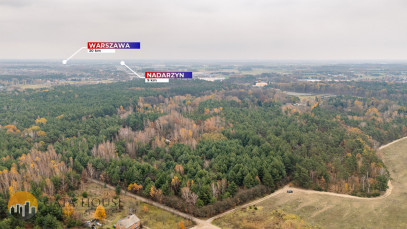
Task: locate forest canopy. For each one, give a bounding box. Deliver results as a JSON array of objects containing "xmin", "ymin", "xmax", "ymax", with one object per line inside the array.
[{"xmin": 0, "ymin": 78, "xmax": 399, "ymax": 222}]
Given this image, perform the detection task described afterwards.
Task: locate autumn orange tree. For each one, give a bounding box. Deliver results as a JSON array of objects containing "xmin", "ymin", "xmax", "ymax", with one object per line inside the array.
[
  {"xmin": 128, "ymin": 182, "xmax": 143, "ymax": 192},
  {"xmin": 94, "ymin": 205, "xmax": 106, "ymax": 220},
  {"xmin": 179, "ymin": 220, "xmax": 185, "ymax": 229},
  {"xmin": 4, "ymin": 124, "xmax": 20, "ymax": 134}
]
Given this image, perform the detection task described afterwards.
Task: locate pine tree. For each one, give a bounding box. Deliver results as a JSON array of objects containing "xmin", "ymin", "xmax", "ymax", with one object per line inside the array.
[
  {"xmin": 228, "ymin": 182, "xmax": 237, "ymax": 196},
  {"xmin": 243, "ymin": 174, "xmax": 254, "ymax": 189},
  {"xmin": 115, "ymin": 185, "xmax": 121, "ymax": 196},
  {"xmin": 263, "ymin": 172, "xmax": 274, "ymax": 189}
]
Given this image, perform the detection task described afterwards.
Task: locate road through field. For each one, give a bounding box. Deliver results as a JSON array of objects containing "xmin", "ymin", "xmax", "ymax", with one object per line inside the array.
[
  {"xmin": 89, "ymin": 136, "xmax": 404, "ymax": 229},
  {"xmin": 207, "ymin": 138, "xmax": 399, "ymax": 224},
  {"xmin": 208, "ymin": 181, "xmax": 393, "ymax": 223},
  {"xmin": 213, "ymin": 136, "xmax": 407, "ymax": 228}
]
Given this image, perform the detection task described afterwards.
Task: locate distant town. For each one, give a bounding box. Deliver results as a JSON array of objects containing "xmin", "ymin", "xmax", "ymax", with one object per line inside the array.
[{"xmin": 1, "ymin": 61, "xmax": 407, "ymax": 91}]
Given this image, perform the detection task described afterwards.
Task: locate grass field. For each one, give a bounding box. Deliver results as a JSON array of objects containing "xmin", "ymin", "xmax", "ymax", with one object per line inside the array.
[
  {"xmin": 214, "ymin": 138, "xmax": 407, "ymax": 229},
  {"xmin": 213, "ymin": 206, "xmax": 317, "ymax": 229},
  {"xmin": 74, "ymin": 182, "xmax": 194, "ymax": 229}
]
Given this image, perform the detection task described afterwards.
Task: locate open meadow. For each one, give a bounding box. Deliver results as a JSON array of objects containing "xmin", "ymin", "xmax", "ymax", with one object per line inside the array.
[{"xmin": 214, "ymin": 138, "xmax": 407, "ymax": 229}]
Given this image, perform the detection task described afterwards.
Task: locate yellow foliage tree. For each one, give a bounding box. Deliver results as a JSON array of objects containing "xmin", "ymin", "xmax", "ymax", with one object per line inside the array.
[
  {"xmin": 37, "ymin": 130, "xmax": 46, "ymax": 137},
  {"xmin": 365, "ymin": 107, "xmax": 380, "ymax": 117},
  {"xmin": 171, "ymin": 176, "xmax": 180, "ymax": 191},
  {"xmin": 31, "ymin": 126, "xmax": 40, "ymax": 131},
  {"xmin": 8, "ymin": 186, "xmax": 15, "ymax": 196},
  {"xmin": 354, "ymin": 100, "xmax": 363, "ymax": 108},
  {"xmin": 62, "ymin": 202, "xmax": 75, "ymax": 220},
  {"xmin": 35, "ymin": 117, "xmax": 47, "ymax": 125},
  {"xmin": 94, "ymin": 205, "xmax": 106, "ymax": 220},
  {"xmin": 128, "ymin": 183, "xmax": 133, "ymax": 191},
  {"xmin": 150, "ymin": 186, "xmax": 156, "ymax": 198}
]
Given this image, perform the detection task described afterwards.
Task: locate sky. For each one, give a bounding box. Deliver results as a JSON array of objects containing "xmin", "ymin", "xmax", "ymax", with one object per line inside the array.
[{"xmin": 0, "ymin": 0, "xmax": 406, "ymax": 60}]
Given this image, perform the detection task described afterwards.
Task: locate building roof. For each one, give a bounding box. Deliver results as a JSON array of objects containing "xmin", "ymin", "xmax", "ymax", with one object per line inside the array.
[{"xmin": 117, "ymin": 214, "xmax": 140, "ymax": 228}]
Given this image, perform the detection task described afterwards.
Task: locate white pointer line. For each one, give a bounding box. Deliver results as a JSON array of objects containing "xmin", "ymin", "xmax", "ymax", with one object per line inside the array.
[
  {"xmin": 120, "ymin": 61, "xmax": 143, "ymax": 79},
  {"xmin": 62, "ymin": 47, "xmax": 86, "ymax": 64}
]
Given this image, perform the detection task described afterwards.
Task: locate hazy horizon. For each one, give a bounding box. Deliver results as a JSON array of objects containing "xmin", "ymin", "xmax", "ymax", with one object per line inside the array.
[
  {"xmin": 1, "ymin": 59, "xmax": 407, "ymax": 65},
  {"xmin": 1, "ymin": 0, "xmax": 406, "ymax": 60}
]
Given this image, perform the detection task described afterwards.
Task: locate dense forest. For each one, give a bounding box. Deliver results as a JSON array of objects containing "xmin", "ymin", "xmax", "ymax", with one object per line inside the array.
[
  {"xmin": 0, "ymin": 77, "xmax": 403, "ymax": 227},
  {"xmin": 270, "ymin": 81, "xmax": 407, "ymax": 106}
]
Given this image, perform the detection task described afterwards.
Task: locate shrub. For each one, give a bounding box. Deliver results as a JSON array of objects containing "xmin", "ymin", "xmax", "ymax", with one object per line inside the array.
[
  {"xmin": 161, "ymin": 185, "xmax": 269, "ymax": 217},
  {"xmin": 82, "ymin": 192, "xmax": 88, "ymax": 198}
]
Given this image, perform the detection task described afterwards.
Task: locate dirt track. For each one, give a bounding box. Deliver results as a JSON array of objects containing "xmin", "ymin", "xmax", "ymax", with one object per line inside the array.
[
  {"xmin": 89, "ymin": 137, "xmax": 401, "ymax": 229},
  {"xmin": 207, "ymin": 180, "xmax": 393, "ymax": 224},
  {"xmin": 212, "ymin": 137, "xmax": 407, "ymax": 228},
  {"xmin": 378, "ymin": 136, "xmax": 407, "ymax": 150},
  {"xmin": 207, "ymin": 137, "xmax": 398, "ymax": 224}
]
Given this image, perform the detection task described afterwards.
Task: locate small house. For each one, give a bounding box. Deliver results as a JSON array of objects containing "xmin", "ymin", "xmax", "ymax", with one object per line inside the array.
[{"xmin": 115, "ymin": 214, "xmax": 141, "ymax": 229}]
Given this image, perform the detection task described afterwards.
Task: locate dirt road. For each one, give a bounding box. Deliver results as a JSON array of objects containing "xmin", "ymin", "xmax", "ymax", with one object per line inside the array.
[
  {"xmin": 207, "ymin": 138, "xmax": 396, "ymax": 224},
  {"xmin": 89, "ymin": 136, "xmax": 400, "ymax": 229},
  {"xmin": 207, "ymin": 179, "xmax": 392, "ymax": 223},
  {"xmin": 378, "ymin": 136, "xmax": 407, "ymax": 150},
  {"xmin": 88, "ymin": 178, "xmax": 220, "ymax": 229}
]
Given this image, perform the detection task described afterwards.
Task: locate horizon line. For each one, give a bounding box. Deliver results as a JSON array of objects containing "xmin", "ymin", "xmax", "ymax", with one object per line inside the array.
[{"xmin": 1, "ymin": 59, "xmax": 407, "ymax": 63}]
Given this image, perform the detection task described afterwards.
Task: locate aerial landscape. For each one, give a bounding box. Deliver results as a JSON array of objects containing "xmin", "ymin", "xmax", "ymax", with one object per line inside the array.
[{"xmin": 1, "ymin": 0, "xmax": 407, "ymax": 229}]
